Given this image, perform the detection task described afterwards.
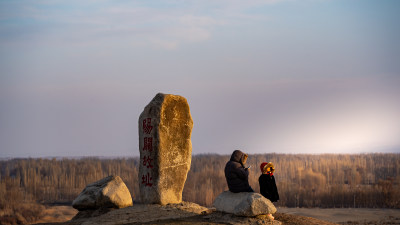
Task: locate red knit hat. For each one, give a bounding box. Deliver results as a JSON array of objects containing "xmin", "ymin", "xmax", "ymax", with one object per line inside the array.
[{"xmin": 260, "ymin": 162, "xmax": 268, "ymax": 172}]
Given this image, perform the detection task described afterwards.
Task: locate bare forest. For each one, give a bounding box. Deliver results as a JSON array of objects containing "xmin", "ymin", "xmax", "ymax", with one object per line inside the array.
[{"xmin": 1, "ymin": 154, "xmax": 399, "ymax": 223}]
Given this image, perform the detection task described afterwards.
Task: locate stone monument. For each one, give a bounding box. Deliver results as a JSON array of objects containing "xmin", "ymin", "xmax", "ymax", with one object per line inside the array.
[{"xmin": 138, "ymin": 93, "xmax": 193, "ymax": 205}]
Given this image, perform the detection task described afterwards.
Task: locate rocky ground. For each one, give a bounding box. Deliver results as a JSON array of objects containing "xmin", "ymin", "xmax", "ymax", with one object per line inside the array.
[{"xmin": 34, "ymin": 202, "xmax": 336, "ymax": 225}]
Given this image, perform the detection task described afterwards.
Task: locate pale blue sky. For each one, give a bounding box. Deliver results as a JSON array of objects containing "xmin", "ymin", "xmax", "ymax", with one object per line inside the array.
[{"xmin": 1, "ymin": 0, "xmax": 399, "ymax": 157}]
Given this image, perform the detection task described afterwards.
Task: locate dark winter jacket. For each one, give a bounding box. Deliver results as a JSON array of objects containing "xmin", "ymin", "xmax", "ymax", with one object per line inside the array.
[
  {"xmin": 259, "ymin": 174, "xmax": 279, "ymax": 202},
  {"xmin": 224, "ymin": 150, "xmax": 253, "ymax": 193}
]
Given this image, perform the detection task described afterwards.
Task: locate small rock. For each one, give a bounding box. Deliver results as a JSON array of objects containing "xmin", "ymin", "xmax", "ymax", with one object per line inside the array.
[
  {"xmin": 213, "ymin": 191, "xmax": 277, "ymax": 217},
  {"xmin": 72, "ymin": 175, "xmax": 133, "ymax": 210}
]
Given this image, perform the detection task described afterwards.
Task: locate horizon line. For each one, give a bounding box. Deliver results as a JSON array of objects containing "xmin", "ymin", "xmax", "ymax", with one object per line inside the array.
[{"xmin": 1, "ymin": 151, "xmax": 399, "ymax": 160}]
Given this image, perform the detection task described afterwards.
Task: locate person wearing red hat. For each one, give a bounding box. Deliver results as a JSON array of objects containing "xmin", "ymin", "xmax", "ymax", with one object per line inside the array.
[
  {"xmin": 259, "ymin": 162, "xmax": 279, "ymax": 220},
  {"xmin": 259, "ymin": 162, "xmax": 279, "ymax": 202}
]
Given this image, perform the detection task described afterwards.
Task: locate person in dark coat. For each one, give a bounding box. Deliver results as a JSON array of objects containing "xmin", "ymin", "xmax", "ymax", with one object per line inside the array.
[
  {"xmin": 259, "ymin": 162, "xmax": 279, "ymax": 202},
  {"xmin": 224, "ymin": 150, "xmax": 254, "ymax": 193}
]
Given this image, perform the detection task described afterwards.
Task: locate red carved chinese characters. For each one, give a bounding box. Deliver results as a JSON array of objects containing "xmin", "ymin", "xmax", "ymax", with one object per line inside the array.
[
  {"xmin": 142, "ymin": 173, "xmax": 153, "ymax": 187},
  {"xmin": 143, "ymin": 118, "xmax": 153, "ymax": 134},
  {"xmin": 142, "ymin": 118, "xmax": 154, "ymax": 187},
  {"xmin": 143, "ymin": 137, "xmax": 153, "ymax": 151},
  {"xmin": 142, "ymin": 156, "xmax": 154, "ymax": 168}
]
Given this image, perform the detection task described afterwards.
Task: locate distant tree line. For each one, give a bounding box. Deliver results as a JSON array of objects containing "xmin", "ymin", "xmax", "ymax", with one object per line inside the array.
[
  {"xmin": 0, "ymin": 158, "xmax": 140, "ymax": 206},
  {"xmin": 0, "ymin": 153, "xmax": 399, "ymax": 216},
  {"xmin": 184, "ymin": 153, "xmax": 400, "ymax": 208}
]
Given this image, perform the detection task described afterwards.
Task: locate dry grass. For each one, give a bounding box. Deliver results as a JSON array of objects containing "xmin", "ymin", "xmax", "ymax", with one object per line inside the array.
[
  {"xmin": 32, "ymin": 206, "xmax": 78, "ymax": 224},
  {"xmin": 0, "ymin": 204, "xmax": 77, "ymax": 225}
]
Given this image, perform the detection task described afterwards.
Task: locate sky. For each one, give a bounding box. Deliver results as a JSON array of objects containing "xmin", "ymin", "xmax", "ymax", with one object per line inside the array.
[{"xmin": 1, "ymin": 0, "xmax": 400, "ymax": 158}]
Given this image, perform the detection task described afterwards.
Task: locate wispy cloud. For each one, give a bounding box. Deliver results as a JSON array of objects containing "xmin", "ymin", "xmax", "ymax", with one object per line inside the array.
[{"xmin": 0, "ymin": 0, "xmax": 284, "ymax": 49}]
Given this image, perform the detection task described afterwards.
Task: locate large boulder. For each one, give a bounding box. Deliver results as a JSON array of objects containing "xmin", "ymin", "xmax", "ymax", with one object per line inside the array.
[
  {"xmin": 138, "ymin": 93, "xmax": 193, "ymax": 205},
  {"xmin": 213, "ymin": 191, "xmax": 277, "ymax": 217},
  {"xmin": 72, "ymin": 175, "xmax": 133, "ymax": 210}
]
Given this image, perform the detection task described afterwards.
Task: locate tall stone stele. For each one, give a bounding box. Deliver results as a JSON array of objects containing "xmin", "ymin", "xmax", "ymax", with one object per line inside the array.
[{"xmin": 138, "ymin": 93, "xmax": 193, "ymax": 205}]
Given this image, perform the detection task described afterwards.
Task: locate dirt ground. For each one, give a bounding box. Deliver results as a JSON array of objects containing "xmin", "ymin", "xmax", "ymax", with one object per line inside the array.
[
  {"xmin": 33, "ymin": 203, "xmax": 334, "ymax": 225},
  {"xmin": 278, "ymin": 207, "xmax": 400, "ymax": 225},
  {"xmin": 32, "ymin": 204, "xmax": 400, "ymax": 225}
]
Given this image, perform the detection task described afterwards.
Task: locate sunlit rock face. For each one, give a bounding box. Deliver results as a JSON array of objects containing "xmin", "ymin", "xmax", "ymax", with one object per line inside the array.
[
  {"xmin": 138, "ymin": 93, "xmax": 193, "ymax": 205},
  {"xmin": 72, "ymin": 175, "xmax": 133, "ymax": 210},
  {"xmin": 213, "ymin": 191, "xmax": 277, "ymax": 216}
]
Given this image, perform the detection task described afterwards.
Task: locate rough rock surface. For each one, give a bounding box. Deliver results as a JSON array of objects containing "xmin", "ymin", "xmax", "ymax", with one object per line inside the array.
[
  {"xmin": 138, "ymin": 93, "xmax": 193, "ymax": 205},
  {"xmin": 57, "ymin": 202, "xmax": 283, "ymax": 225},
  {"xmin": 70, "ymin": 202, "xmax": 216, "ymax": 225},
  {"xmin": 36, "ymin": 202, "xmax": 340, "ymax": 225},
  {"xmin": 72, "ymin": 176, "xmax": 133, "ymax": 210},
  {"xmin": 213, "ymin": 191, "xmax": 277, "ymax": 216}
]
